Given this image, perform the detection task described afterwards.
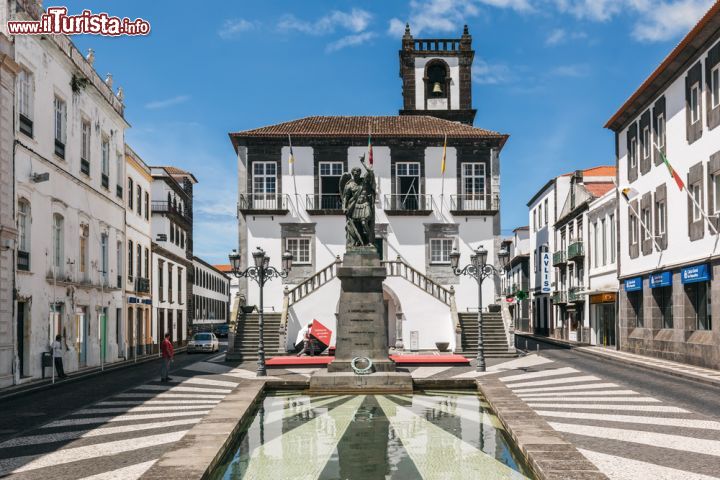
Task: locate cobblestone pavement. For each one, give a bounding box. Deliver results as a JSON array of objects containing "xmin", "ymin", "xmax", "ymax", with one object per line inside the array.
[{"xmin": 0, "ymin": 355, "xmax": 296, "ymax": 479}]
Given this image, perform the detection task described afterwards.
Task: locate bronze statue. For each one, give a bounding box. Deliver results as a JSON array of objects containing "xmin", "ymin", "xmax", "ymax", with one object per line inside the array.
[{"xmin": 340, "ymin": 155, "xmax": 375, "ymax": 248}]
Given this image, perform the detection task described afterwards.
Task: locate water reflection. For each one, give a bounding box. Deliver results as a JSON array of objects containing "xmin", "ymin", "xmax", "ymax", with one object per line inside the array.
[{"xmin": 213, "ymin": 391, "xmax": 533, "ymax": 480}]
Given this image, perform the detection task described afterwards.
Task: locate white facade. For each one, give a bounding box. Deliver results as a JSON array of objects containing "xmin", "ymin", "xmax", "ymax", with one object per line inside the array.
[
  {"xmin": 584, "ymin": 190, "xmax": 618, "ymax": 347},
  {"xmin": 413, "ymin": 56, "xmax": 460, "ymax": 111},
  {"xmin": 235, "ymin": 138, "xmax": 503, "ymax": 352},
  {"xmin": 501, "ymin": 228, "xmax": 530, "ymax": 333},
  {"xmin": 151, "ymin": 250, "xmax": 187, "ymax": 344},
  {"xmin": 193, "ymin": 258, "xmax": 230, "ymax": 325},
  {"xmin": 0, "ymin": 31, "xmax": 17, "ymax": 388},
  {"xmin": 124, "ymin": 147, "xmax": 153, "ymax": 357},
  {"xmin": 12, "ymin": 22, "xmax": 128, "ymax": 381}
]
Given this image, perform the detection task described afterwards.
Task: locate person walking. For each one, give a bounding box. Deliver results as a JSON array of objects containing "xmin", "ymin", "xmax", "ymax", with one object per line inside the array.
[
  {"xmin": 51, "ymin": 334, "xmax": 67, "ymax": 379},
  {"xmin": 160, "ymin": 332, "xmax": 174, "ymax": 382}
]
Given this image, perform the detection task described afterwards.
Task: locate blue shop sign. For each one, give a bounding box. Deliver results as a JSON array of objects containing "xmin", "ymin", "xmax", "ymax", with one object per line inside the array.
[
  {"xmin": 649, "ymin": 271, "xmax": 672, "ymax": 288},
  {"xmin": 681, "ymin": 264, "xmax": 711, "ymax": 284},
  {"xmin": 624, "ymin": 277, "xmax": 643, "ymax": 292}
]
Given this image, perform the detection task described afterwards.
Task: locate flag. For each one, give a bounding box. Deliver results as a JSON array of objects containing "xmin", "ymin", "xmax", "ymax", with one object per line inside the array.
[
  {"xmin": 658, "ymin": 149, "xmax": 685, "ymax": 191},
  {"xmin": 620, "ymin": 186, "xmax": 639, "ymax": 202},
  {"xmin": 440, "ymin": 134, "xmax": 447, "ymax": 175},
  {"xmin": 287, "ymin": 134, "xmax": 295, "ymax": 176},
  {"xmin": 367, "ymin": 132, "xmax": 373, "ymax": 167}
]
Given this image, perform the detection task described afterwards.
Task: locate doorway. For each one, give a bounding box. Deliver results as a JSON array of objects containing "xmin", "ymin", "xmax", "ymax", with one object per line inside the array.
[
  {"xmin": 373, "ymin": 237, "xmax": 385, "ymax": 260},
  {"xmin": 395, "ymin": 162, "xmax": 420, "ymax": 211},
  {"xmin": 595, "ymin": 303, "xmax": 616, "ymax": 347},
  {"xmin": 17, "ymin": 302, "xmax": 26, "ymax": 377},
  {"xmin": 76, "ymin": 307, "xmax": 88, "ymax": 367},
  {"xmin": 319, "ymin": 162, "xmax": 343, "ymax": 209}
]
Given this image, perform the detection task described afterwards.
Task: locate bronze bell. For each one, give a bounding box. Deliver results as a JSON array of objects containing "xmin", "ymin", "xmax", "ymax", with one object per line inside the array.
[{"xmin": 432, "ymin": 82, "xmax": 443, "ymax": 94}]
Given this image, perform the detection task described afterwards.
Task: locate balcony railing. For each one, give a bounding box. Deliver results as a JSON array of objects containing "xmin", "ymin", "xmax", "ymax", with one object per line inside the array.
[
  {"xmin": 306, "ymin": 194, "xmax": 343, "ymax": 212},
  {"xmin": 552, "ymin": 251, "xmax": 567, "ymax": 266},
  {"xmin": 152, "ymin": 200, "xmax": 192, "ymax": 226},
  {"xmin": 568, "ymin": 240, "xmax": 584, "ymax": 260},
  {"xmin": 238, "ymin": 193, "xmax": 289, "ymax": 213},
  {"xmin": 568, "ymin": 286, "xmax": 585, "ymax": 303},
  {"xmin": 17, "ymin": 250, "xmax": 29, "ymax": 271},
  {"xmin": 552, "ymin": 290, "xmax": 568, "ymax": 304},
  {"xmin": 449, "ymin": 193, "xmax": 499, "ymax": 213},
  {"xmin": 135, "ymin": 277, "xmax": 150, "ymax": 293},
  {"xmin": 383, "ymin": 194, "xmax": 434, "ymax": 214}
]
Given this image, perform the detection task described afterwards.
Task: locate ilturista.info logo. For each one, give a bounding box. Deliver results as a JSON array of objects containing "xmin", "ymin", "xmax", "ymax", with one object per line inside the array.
[{"xmin": 7, "ymin": 6, "xmax": 150, "ymax": 36}]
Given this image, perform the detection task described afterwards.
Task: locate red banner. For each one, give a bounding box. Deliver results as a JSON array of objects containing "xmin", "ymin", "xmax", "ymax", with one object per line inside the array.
[{"xmin": 310, "ymin": 319, "xmax": 332, "ymax": 347}]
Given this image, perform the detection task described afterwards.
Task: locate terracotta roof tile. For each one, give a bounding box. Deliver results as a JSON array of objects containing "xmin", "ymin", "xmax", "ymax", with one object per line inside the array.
[
  {"xmin": 213, "ymin": 264, "xmax": 232, "ymax": 273},
  {"xmin": 562, "ymin": 166, "xmax": 617, "ymax": 177},
  {"xmin": 230, "ymin": 115, "xmax": 508, "ymax": 140},
  {"xmin": 585, "ymin": 182, "xmax": 615, "ymax": 198}
]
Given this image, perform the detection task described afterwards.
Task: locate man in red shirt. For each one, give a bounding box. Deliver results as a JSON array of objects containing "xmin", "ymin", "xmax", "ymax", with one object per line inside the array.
[{"xmin": 160, "ymin": 332, "xmax": 174, "ymax": 382}]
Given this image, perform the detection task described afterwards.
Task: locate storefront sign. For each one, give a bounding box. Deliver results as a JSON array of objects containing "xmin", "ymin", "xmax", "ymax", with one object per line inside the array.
[
  {"xmin": 649, "ymin": 271, "xmax": 672, "ymax": 288},
  {"xmin": 590, "ymin": 292, "xmax": 616, "ymax": 304},
  {"xmin": 681, "ymin": 264, "xmax": 711, "ymax": 284},
  {"xmin": 624, "ymin": 277, "xmax": 642, "ymax": 292},
  {"xmin": 541, "ymin": 252, "xmax": 552, "ymax": 293}
]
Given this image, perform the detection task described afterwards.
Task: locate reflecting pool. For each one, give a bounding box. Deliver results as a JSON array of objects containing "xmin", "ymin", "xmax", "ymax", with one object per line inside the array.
[{"xmin": 212, "ymin": 390, "xmax": 534, "ymax": 479}]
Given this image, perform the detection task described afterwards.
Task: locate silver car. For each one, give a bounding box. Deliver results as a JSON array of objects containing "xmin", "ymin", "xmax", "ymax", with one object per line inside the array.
[{"xmin": 188, "ymin": 332, "xmax": 219, "ymax": 353}]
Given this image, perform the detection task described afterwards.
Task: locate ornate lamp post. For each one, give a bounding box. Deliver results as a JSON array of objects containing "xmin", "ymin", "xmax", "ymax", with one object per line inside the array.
[
  {"xmin": 228, "ymin": 247, "xmax": 293, "ymax": 376},
  {"xmin": 450, "ymin": 245, "xmax": 509, "ymax": 372}
]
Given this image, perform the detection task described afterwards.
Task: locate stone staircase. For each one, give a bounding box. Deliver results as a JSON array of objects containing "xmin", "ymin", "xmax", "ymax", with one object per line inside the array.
[
  {"xmin": 456, "ymin": 311, "xmax": 516, "ymax": 358},
  {"xmin": 226, "ymin": 312, "xmax": 282, "ymax": 362}
]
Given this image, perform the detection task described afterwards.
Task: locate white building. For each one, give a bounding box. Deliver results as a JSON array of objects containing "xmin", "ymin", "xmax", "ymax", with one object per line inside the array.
[
  {"xmin": 150, "ymin": 166, "xmax": 196, "ymax": 346},
  {"xmin": 230, "ymin": 27, "xmax": 510, "ymax": 353},
  {"xmin": 124, "ymin": 146, "xmax": 153, "ymax": 357},
  {"xmin": 501, "ymin": 227, "xmax": 530, "ymax": 333},
  {"xmin": 605, "ymin": 2, "xmax": 720, "ymax": 368},
  {"xmin": 10, "ymin": 0, "xmax": 128, "ymax": 381},
  {"xmin": 0, "ymin": 27, "xmax": 18, "ymax": 388},
  {"xmin": 552, "ymin": 169, "xmax": 615, "ymax": 342},
  {"xmin": 584, "ymin": 190, "xmax": 618, "ymax": 347},
  {"xmin": 193, "ymin": 257, "xmax": 230, "ymax": 327}
]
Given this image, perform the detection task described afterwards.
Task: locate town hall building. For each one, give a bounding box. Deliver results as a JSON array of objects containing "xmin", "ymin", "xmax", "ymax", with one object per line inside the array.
[{"xmin": 229, "ymin": 26, "xmax": 512, "ymax": 355}]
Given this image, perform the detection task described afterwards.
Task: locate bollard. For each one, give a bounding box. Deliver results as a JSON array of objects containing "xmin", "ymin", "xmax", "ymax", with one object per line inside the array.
[
  {"xmin": 536, "ymin": 344, "xmax": 539, "ymax": 353},
  {"xmin": 525, "ymin": 339, "xmax": 528, "ymax": 351}
]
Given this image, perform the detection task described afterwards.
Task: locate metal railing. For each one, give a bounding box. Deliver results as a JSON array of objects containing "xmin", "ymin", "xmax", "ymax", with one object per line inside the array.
[
  {"xmin": 552, "ymin": 290, "xmax": 568, "ymax": 304},
  {"xmin": 238, "ymin": 193, "xmax": 289, "ymax": 212},
  {"xmin": 449, "ymin": 193, "xmax": 499, "ymax": 212},
  {"xmin": 135, "ymin": 277, "xmax": 150, "ymax": 293},
  {"xmin": 383, "ymin": 194, "xmax": 434, "ymax": 212},
  {"xmin": 306, "ymin": 194, "xmax": 342, "ymax": 211},
  {"xmin": 17, "ymin": 250, "xmax": 29, "ymax": 271},
  {"xmin": 384, "ymin": 257, "xmax": 453, "ymax": 306},
  {"xmin": 552, "ymin": 251, "xmax": 566, "ymax": 266},
  {"xmin": 568, "ymin": 240, "xmax": 584, "ymax": 260},
  {"xmin": 568, "ymin": 286, "xmax": 585, "ymax": 303}
]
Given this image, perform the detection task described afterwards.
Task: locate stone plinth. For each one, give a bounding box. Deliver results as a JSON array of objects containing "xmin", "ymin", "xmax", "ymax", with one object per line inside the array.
[
  {"xmin": 327, "ymin": 247, "xmax": 395, "ymax": 373},
  {"xmin": 309, "ymin": 371, "xmax": 412, "ymax": 393}
]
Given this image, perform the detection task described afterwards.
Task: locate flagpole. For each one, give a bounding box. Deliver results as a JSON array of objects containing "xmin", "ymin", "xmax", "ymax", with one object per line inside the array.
[
  {"xmin": 288, "ymin": 134, "xmax": 299, "ymax": 212},
  {"xmin": 626, "ymin": 195, "xmax": 662, "ymax": 252},
  {"xmin": 653, "ymin": 142, "xmax": 718, "ymax": 235}
]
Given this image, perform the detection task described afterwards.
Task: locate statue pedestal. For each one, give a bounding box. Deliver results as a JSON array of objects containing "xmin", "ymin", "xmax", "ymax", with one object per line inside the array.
[{"xmin": 328, "ymin": 248, "xmax": 395, "ymax": 373}]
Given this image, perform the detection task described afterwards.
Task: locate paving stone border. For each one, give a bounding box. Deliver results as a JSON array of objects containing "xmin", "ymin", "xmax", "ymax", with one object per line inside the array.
[
  {"xmin": 476, "ymin": 377, "xmax": 609, "ymax": 480},
  {"xmin": 140, "ymin": 379, "xmax": 265, "ymax": 480}
]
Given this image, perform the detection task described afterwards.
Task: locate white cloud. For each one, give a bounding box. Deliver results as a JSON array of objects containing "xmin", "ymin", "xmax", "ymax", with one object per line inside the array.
[
  {"xmin": 218, "ymin": 18, "xmax": 257, "ymax": 39},
  {"xmin": 388, "ymin": 0, "xmax": 485, "ymax": 36},
  {"xmin": 278, "ymin": 8, "xmax": 372, "ymax": 35},
  {"xmin": 326, "ymin": 32, "xmax": 377, "ymax": 53},
  {"xmin": 545, "ymin": 28, "xmax": 567, "ymax": 45},
  {"xmin": 548, "ymin": 63, "xmax": 590, "ymax": 77},
  {"xmin": 144, "ymin": 95, "xmax": 190, "ymax": 110},
  {"xmin": 472, "ymin": 60, "xmax": 515, "ymax": 84},
  {"xmin": 633, "ymin": 0, "xmax": 714, "ymax": 41}
]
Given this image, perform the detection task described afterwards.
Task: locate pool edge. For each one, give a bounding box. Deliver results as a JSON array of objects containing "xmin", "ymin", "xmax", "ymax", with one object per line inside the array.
[{"xmin": 476, "ymin": 378, "xmax": 609, "ymax": 480}]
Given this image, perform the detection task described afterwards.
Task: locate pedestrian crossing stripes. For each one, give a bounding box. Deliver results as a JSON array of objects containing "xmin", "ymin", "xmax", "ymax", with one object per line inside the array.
[
  {"xmin": 496, "ymin": 355, "xmax": 720, "ymax": 480},
  {"xmin": 0, "ymin": 360, "xmax": 249, "ymax": 478}
]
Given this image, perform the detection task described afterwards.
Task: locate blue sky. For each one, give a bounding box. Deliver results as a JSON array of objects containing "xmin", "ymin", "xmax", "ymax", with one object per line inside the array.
[{"xmin": 64, "ymin": 0, "xmax": 714, "ymax": 264}]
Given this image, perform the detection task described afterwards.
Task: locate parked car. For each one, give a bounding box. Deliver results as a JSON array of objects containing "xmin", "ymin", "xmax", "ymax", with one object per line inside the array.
[
  {"xmin": 187, "ymin": 332, "xmax": 219, "ymax": 353},
  {"xmin": 215, "ymin": 324, "xmax": 229, "ymax": 338}
]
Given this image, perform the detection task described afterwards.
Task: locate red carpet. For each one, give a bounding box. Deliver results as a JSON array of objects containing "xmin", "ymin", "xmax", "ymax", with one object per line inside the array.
[{"xmin": 265, "ymin": 354, "xmax": 469, "ymax": 367}]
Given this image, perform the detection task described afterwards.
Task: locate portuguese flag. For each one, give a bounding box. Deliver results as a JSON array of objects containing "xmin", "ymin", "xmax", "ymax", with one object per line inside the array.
[
  {"xmin": 367, "ymin": 132, "xmax": 373, "ymax": 167},
  {"xmin": 658, "ymin": 149, "xmax": 685, "ymax": 191}
]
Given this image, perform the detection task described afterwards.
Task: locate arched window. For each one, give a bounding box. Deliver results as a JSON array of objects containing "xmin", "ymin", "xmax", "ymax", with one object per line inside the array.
[
  {"xmin": 426, "ymin": 60, "xmax": 449, "ymax": 99},
  {"xmin": 17, "ymin": 199, "xmax": 30, "ymax": 270},
  {"xmin": 52, "ymin": 213, "xmax": 64, "ymax": 275}
]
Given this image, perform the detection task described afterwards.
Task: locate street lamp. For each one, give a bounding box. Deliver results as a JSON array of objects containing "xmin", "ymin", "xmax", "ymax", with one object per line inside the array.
[
  {"xmin": 228, "ymin": 247, "xmax": 293, "ymax": 376},
  {"xmin": 450, "ymin": 245, "xmax": 509, "ymax": 372}
]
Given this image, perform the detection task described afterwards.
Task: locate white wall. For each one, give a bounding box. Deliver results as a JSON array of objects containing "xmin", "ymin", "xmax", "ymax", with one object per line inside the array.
[{"xmin": 414, "ymin": 56, "xmax": 460, "ymax": 110}]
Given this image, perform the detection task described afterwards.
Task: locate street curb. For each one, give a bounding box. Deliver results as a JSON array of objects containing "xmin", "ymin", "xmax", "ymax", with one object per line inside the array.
[
  {"xmin": 0, "ymin": 348, "xmax": 187, "ymax": 402},
  {"xmin": 476, "ymin": 377, "xmax": 608, "ymax": 480},
  {"xmin": 515, "ymin": 332, "xmax": 720, "ymax": 390}
]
